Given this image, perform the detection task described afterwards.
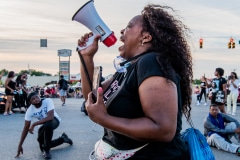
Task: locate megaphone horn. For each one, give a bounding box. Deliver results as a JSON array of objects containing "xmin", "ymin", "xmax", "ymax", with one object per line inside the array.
[{"xmin": 72, "ymin": 0, "xmax": 117, "ymax": 51}]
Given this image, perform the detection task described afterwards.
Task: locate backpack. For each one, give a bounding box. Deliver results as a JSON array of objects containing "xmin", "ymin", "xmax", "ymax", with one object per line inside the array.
[
  {"xmin": 182, "ymin": 127, "xmax": 215, "ymax": 160},
  {"xmin": 62, "ymin": 80, "xmax": 68, "ymax": 90}
]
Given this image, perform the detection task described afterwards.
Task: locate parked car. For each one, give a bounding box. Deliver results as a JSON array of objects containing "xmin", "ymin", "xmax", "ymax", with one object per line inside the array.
[
  {"xmin": 0, "ymin": 91, "xmax": 20, "ymax": 112},
  {"xmin": 237, "ymin": 88, "xmax": 240, "ymax": 104},
  {"xmin": 0, "ymin": 91, "xmax": 7, "ymax": 112}
]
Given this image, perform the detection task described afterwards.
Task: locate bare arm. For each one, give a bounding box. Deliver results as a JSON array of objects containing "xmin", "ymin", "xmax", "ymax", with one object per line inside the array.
[
  {"xmin": 4, "ymin": 78, "xmax": 14, "ymax": 92},
  {"xmin": 22, "ymin": 86, "xmax": 28, "ymax": 94},
  {"xmin": 16, "ymin": 120, "xmax": 31, "ymax": 157},
  {"xmin": 79, "ymin": 55, "xmax": 94, "ymax": 99},
  {"xmin": 29, "ymin": 110, "xmax": 54, "ymax": 134},
  {"xmin": 18, "ymin": 120, "xmax": 30, "ymax": 146},
  {"xmin": 87, "ymin": 76, "xmax": 177, "ymax": 142},
  {"xmin": 77, "ymin": 33, "xmax": 101, "ymax": 99},
  {"xmin": 204, "ymin": 77, "xmax": 212, "ymax": 88},
  {"xmin": 222, "ymin": 83, "xmax": 227, "ymax": 102},
  {"xmin": 34, "ymin": 110, "xmax": 54, "ymax": 125}
]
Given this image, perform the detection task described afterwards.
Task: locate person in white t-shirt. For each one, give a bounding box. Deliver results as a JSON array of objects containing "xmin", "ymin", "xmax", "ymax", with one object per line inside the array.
[
  {"xmin": 227, "ymin": 72, "xmax": 240, "ymax": 116},
  {"xmin": 15, "ymin": 92, "xmax": 73, "ymax": 159}
]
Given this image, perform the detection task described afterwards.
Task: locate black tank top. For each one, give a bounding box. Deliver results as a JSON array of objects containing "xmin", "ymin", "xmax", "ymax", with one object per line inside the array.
[{"xmin": 5, "ymin": 80, "xmax": 16, "ymax": 95}]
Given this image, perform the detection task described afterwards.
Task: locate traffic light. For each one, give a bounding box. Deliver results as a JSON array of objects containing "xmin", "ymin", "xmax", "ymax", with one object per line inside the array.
[
  {"xmin": 232, "ymin": 42, "xmax": 235, "ymax": 49},
  {"xmin": 199, "ymin": 38, "xmax": 203, "ymax": 49},
  {"xmin": 228, "ymin": 42, "xmax": 231, "ymax": 49}
]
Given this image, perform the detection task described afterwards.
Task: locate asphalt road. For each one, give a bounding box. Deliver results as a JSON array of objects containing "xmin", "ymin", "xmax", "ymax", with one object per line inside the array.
[{"xmin": 0, "ymin": 97, "xmax": 240, "ymax": 160}]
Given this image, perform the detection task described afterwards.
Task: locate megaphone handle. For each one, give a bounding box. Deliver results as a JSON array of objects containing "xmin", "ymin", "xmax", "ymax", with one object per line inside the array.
[{"xmin": 77, "ymin": 36, "xmax": 95, "ymax": 51}]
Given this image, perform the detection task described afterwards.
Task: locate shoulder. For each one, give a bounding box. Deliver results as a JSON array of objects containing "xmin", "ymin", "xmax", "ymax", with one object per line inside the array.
[
  {"xmin": 204, "ymin": 115, "xmax": 210, "ymax": 122},
  {"xmin": 220, "ymin": 113, "xmax": 231, "ymax": 120},
  {"xmin": 45, "ymin": 98, "xmax": 55, "ymax": 106},
  {"xmin": 134, "ymin": 52, "xmax": 163, "ymax": 82},
  {"xmin": 138, "ymin": 52, "xmax": 158, "ymax": 63},
  {"xmin": 43, "ymin": 98, "xmax": 53, "ymax": 103},
  {"xmin": 5, "ymin": 78, "xmax": 9, "ymax": 82},
  {"xmin": 221, "ymin": 77, "xmax": 226, "ymax": 80},
  {"xmin": 217, "ymin": 77, "xmax": 226, "ymax": 84},
  {"xmin": 203, "ymin": 116, "xmax": 210, "ymax": 126},
  {"xmin": 25, "ymin": 105, "xmax": 33, "ymax": 115},
  {"xmin": 136, "ymin": 52, "xmax": 161, "ymax": 72},
  {"xmin": 204, "ymin": 116, "xmax": 214, "ymax": 127}
]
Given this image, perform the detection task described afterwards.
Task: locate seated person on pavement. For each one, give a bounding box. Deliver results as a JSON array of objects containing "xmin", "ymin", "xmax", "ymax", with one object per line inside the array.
[{"xmin": 204, "ymin": 103, "xmax": 240, "ymax": 156}]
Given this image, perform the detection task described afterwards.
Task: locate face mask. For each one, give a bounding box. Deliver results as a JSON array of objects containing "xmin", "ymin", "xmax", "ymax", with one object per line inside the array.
[
  {"xmin": 113, "ymin": 52, "xmax": 150, "ymax": 73},
  {"xmin": 113, "ymin": 56, "xmax": 131, "ymax": 73}
]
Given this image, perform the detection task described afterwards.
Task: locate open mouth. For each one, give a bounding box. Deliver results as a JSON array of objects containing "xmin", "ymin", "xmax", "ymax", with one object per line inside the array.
[{"xmin": 118, "ymin": 36, "xmax": 125, "ymax": 52}]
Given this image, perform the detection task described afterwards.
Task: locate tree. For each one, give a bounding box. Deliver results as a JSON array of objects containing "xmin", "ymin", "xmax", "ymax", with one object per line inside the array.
[
  {"xmin": 20, "ymin": 69, "xmax": 52, "ymax": 76},
  {"xmin": 193, "ymin": 79, "xmax": 201, "ymax": 85},
  {"xmin": 0, "ymin": 69, "xmax": 8, "ymax": 76},
  {"xmin": 0, "ymin": 69, "xmax": 52, "ymax": 76}
]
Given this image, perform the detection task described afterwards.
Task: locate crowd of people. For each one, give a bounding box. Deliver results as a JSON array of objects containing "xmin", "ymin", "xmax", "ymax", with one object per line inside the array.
[
  {"xmin": 194, "ymin": 68, "xmax": 240, "ymax": 156},
  {"xmin": 194, "ymin": 69, "xmax": 240, "ymax": 116},
  {"xmin": 0, "ymin": 72, "xmax": 83, "ymax": 116}
]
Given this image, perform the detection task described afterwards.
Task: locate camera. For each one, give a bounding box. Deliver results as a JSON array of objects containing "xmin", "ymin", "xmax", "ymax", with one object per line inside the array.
[{"xmin": 228, "ymin": 75, "xmax": 233, "ymax": 80}]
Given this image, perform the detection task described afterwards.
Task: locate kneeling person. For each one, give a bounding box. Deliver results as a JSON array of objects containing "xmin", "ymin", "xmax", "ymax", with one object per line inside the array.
[{"xmin": 16, "ymin": 92, "xmax": 73, "ymax": 159}]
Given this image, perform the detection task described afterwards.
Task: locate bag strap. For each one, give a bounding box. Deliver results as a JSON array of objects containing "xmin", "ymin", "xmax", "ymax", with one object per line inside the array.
[
  {"xmin": 187, "ymin": 117, "xmax": 194, "ymax": 128},
  {"xmin": 78, "ymin": 52, "xmax": 93, "ymax": 91}
]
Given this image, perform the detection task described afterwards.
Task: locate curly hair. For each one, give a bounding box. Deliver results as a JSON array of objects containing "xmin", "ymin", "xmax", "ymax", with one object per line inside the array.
[
  {"xmin": 141, "ymin": 5, "xmax": 193, "ymax": 121},
  {"xmin": 215, "ymin": 68, "xmax": 224, "ymax": 77}
]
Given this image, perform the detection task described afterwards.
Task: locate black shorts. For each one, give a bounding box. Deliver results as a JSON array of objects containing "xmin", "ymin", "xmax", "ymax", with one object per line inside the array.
[{"xmin": 5, "ymin": 90, "xmax": 14, "ymax": 96}]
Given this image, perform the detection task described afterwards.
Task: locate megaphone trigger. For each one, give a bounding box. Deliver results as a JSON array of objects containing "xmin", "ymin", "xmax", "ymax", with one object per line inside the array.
[{"xmin": 77, "ymin": 35, "xmax": 95, "ymax": 51}]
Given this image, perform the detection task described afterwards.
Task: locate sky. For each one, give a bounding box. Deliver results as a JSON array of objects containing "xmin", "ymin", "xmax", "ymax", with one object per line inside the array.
[{"xmin": 1, "ymin": 0, "xmax": 240, "ymax": 79}]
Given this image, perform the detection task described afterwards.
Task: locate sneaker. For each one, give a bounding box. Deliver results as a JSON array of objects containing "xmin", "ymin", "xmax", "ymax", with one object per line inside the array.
[
  {"xmin": 61, "ymin": 133, "xmax": 73, "ymax": 145},
  {"xmin": 3, "ymin": 112, "xmax": 8, "ymax": 116},
  {"xmin": 227, "ymin": 111, "xmax": 232, "ymax": 115},
  {"xmin": 8, "ymin": 111, "xmax": 14, "ymax": 115},
  {"xmin": 62, "ymin": 103, "xmax": 65, "ymax": 106},
  {"xmin": 236, "ymin": 147, "xmax": 240, "ymax": 156},
  {"xmin": 232, "ymin": 113, "xmax": 236, "ymax": 116},
  {"xmin": 197, "ymin": 102, "xmax": 200, "ymax": 105},
  {"xmin": 204, "ymin": 103, "xmax": 207, "ymax": 106},
  {"xmin": 43, "ymin": 151, "xmax": 52, "ymax": 159}
]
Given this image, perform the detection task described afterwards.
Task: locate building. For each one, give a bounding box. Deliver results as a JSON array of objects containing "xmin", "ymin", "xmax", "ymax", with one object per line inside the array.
[{"xmin": 0, "ymin": 74, "xmax": 81, "ymax": 87}]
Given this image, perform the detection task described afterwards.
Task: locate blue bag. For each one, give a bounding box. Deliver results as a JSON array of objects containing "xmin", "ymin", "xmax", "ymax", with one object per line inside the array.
[{"xmin": 182, "ymin": 127, "xmax": 215, "ymax": 160}]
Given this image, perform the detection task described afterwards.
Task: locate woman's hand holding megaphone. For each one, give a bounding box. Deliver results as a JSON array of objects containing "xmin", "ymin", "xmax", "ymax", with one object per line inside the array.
[
  {"xmin": 77, "ymin": 32, "xmax": 101, "ymax": 57},
  {"xmin": 77, "ymin": 32, "xmax": 101, "ymax": 100}
]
